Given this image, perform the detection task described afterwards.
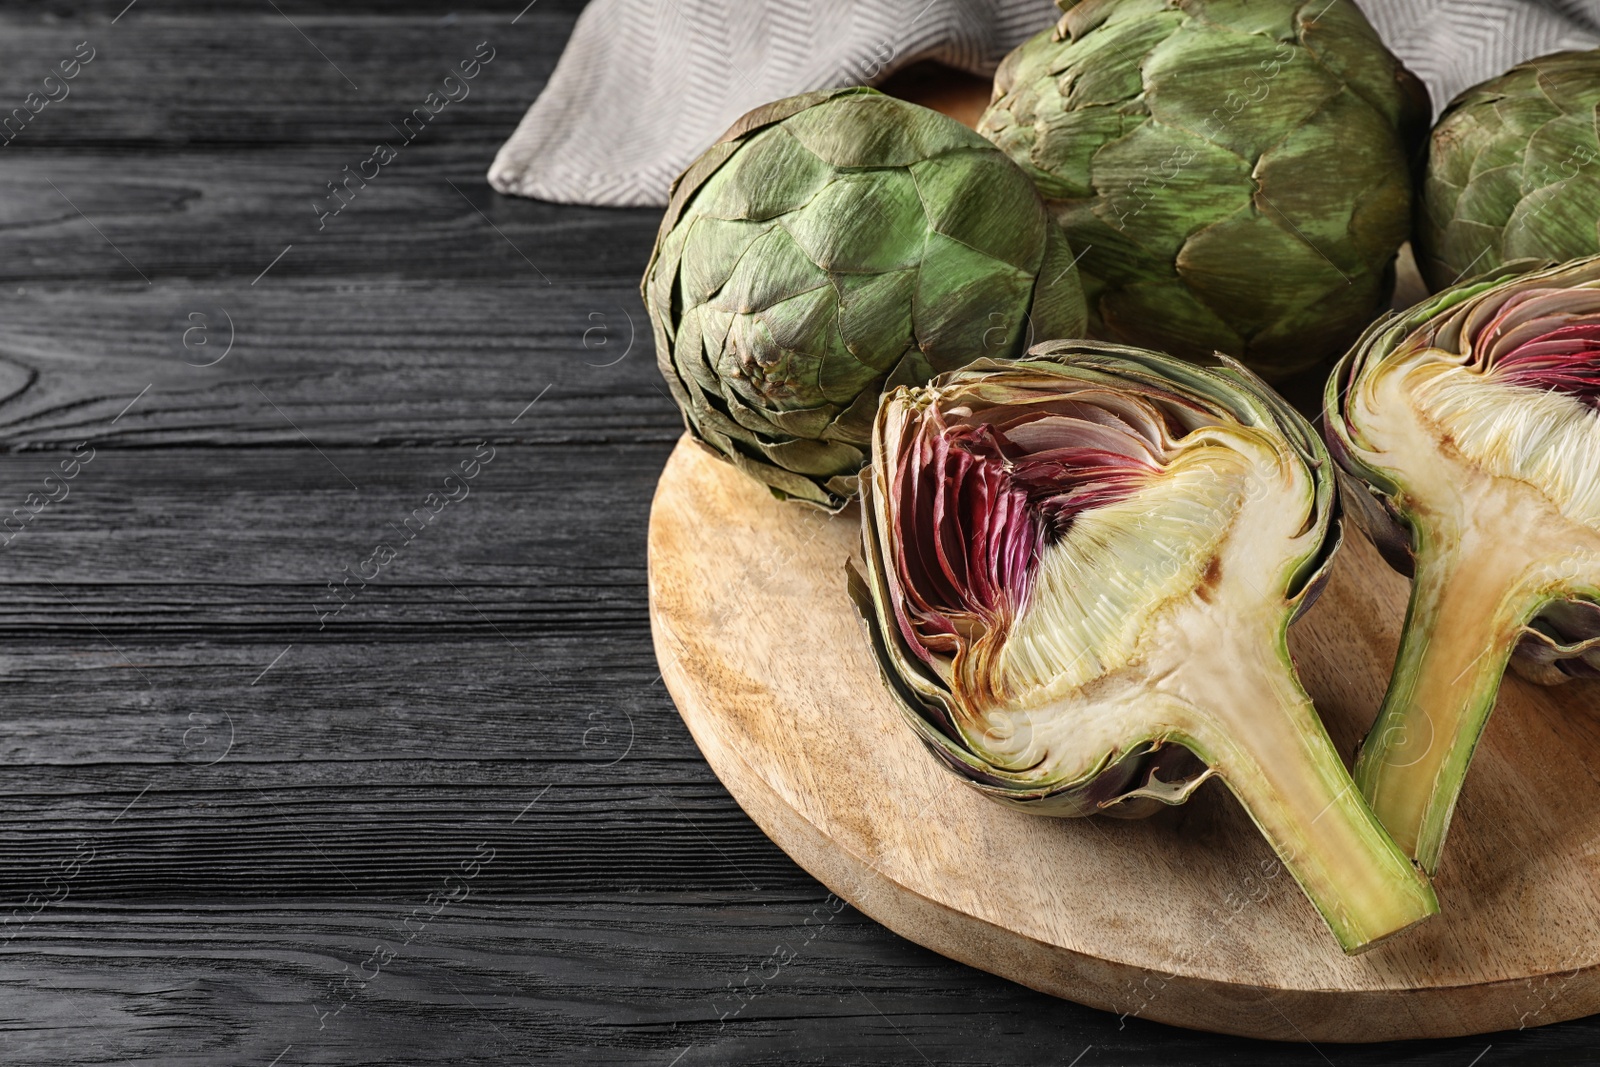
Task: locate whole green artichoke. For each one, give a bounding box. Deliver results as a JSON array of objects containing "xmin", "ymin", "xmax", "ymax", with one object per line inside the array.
[
  {"xmin": 977, "ymin": 0, "xmax": 1429, "ymax": 378},
  {"xmin": 644, "ymin": 87, "xmax": 1087, "ymax": 510},
  {"xmin": 1418, "ymin": 50, "xmax": 1600, "ymax": 291}
]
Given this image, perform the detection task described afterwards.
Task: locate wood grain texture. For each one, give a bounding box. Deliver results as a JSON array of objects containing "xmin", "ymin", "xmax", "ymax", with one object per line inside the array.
[
  {"xmin": 0, "ymin": 5, "xmax": 585, "ymax": 148},
  {"xmin": 0, "ymin": 284, "xmax": 672, "ymax": 446},
  {"xmin": 650, "ymin": 435, "xmax": 1600, "ymax": 1043}
]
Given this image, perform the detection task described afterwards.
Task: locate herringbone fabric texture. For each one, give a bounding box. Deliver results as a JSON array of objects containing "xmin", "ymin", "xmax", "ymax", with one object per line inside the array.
[{"xmin": 488, "ymin": 0, "xmax": 1600, "ymax": 208}]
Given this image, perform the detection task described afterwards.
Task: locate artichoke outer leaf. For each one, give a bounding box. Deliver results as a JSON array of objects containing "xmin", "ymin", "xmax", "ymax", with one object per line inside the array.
[
  {"xmin": 1061, "ymin": 204, "xmax": 1172, "ymax": 288},
  {"xmin": 758, "ymin": 435, "xmax": 863, "ymax": 479},
  {"xmin": 780, "ymin": 170, "xmax": 927, "ymax": 276},
  {"xmin": 1054, "ymin": 19, "xmax": 1158, "ymax": 106},
  {"xmin": 909, "ymin": 150, "xmax": 1048, "ymax": 272},
  {"xmin": 1518, "ymin": 110, "xmax": 1600, "ymax": 193},
  {"xmin": 1178, "ymin": 208, "xmax": 1353, "ymax": 336},
  {"xmin": 1143, "ymin": 25, "xmax": 1339, "ymax": 163},
  {"xmin": 1185, "ymin": 0, "xmax": 1298, "ymax": 40},
  {"xmin": 1026, "ymin": 225, "xmax": 1091, "ymax": 344},
  {"xmin": 1257, "ymin": 90, "xmax": 1411, "ymax": 264},
  {"xmin": 912, "ymin": 234, "xmax": 1037, "ymax": 363},
  {"xmin": 1065, "ymin": 0, "xmax": 1175, "ymax": 56},
  {"xmin": 674, "ymin": 309, "xmax": 719, "ymax": 397},
  {"xmin": 1090, "ymin": 121, "xmax": 1254, "ymax": 261},
  {"xmin": 764, "ymin": 401, "xmax": 837, "ymax": 442},
  {"xmin": 698, "ymin": 379, "xmax": 787, "ymax": 449},
  {"xmin": 756, "ymin": 287, "xmax": 842, "ymax": 368},
  {"xmin": 1444, "ymin": 162, "xmax": 1521, "ymax": 229},
  {"xmin": 1245, "ymin": 271, "xmax": 1392, "ymax": 376},
  {"xmin": 1435, "ymin": 219, "xmax": 1512, "ymax": 288},
  {"xmin": 1464, "ymin": 122, "xmax": 1533, "ymax": 181},
  {"xmin": 1029, "ymin": 106, "xmax": 1125, "ymax": 197},
  {"xmin": 1531, "ymin": 50, "xmax": 1600, "ymax": 113},
  {"xmin": 814, "ymin": 338, "xmax": 887, "ymax": 410},
  {"xmin": 1501, "ymin": 178, "xmax": 1599, "ymax": 262},
  {"xmin": 835, "ymin": 269, "xmax": 918, "ymax": 364},
  {"xmin": 781, "ymin": 93, "xmax": 977, "ymax": 169},
  {"xmin": 675, "ymin": 215, "xmax": 774, "ymax": 308},
  {"xmin": 690, "ymin": 126, "xmax": 831, "ymax": 223},
  {"xmin": 1420, "ymin": 169, "xmax": 1465, "ymax": 234},
  {"xmin": 1296, "ymin": 0, "xmax": 1427, "ymax": 136},
  {"xmin": 1096, "ymin": 281, "xmax": 1243, "ymax": 368},
  {"xmin": 820, "ymin": 381, "xmax": 883, "ymax": 445}
]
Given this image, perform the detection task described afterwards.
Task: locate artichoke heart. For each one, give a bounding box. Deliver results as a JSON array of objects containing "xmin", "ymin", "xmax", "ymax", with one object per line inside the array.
[
  {"xmin": 854, "ymin": 341, "xmax": 1438, "ymax": 954},
  {"xmin": 1329, "ymin": 255, "xmax": 1600, "ymax": 874},
  {"xmin": 645, "ymin": 87, "xmax": 1088, "ymax": 511}
]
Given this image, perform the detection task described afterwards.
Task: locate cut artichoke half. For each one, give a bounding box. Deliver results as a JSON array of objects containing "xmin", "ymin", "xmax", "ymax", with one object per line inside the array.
[
  {"xmin": 1329, "ymin": 255, "xmax": 1600, "ymax": 874},
  {"xmin": 853, "ymin": 341, "xmax": 1438, "ymax": 954}
]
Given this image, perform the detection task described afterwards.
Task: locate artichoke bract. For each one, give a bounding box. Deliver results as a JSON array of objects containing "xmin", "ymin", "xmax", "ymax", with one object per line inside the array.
[
  {"xmin": 1328, "ymin": 256, "xmax": 1600, "ymax": 873},
  {"xmin": 1418, "ymin": 51, "xmax": 1600, "ymax": 291},
  {"xmin": 977, "ymin": 0, "xmax": 1428, "ymax": 378},
  {"xmin": 645, "ymin": 87, "xmax": 1088, "ymax": 510},
  {"xmin": 852, "ymin": 342, "xmax": 1438, "ymax": 954}
]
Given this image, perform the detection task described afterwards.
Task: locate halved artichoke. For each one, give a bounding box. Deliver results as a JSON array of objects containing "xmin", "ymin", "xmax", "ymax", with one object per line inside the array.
[
  {"xmin": 853, "ymin": 342, "xmax": 1438, "ymax": 954},
  {"xmin": 645, "ymin": 87, "xmax": 1087, "ymax": 510},
  {"xmin": 1328, "ymin": 255, "xmax": 1600, "ymax": 873}
]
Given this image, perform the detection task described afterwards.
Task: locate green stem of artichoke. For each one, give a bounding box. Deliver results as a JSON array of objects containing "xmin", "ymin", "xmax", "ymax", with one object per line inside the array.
[
  {"xmin": 1161, "ymin": 624, "xmax": 1438, "ymax": 955},
  {"xmin": 1353, "ymin": 529, "xmax": 1545, "ymax": 875}
]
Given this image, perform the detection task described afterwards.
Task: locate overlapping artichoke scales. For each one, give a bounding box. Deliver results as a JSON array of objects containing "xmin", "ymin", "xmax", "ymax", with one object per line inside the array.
[
  {"xmin": 1419, "ymin": 50, "xmax": 1600, "ymax": 290},
  {"xmin": 977, "ymin": 0, "xmax": 1426, "ymax": 375},
  {"xmin": 872, "ymin": 349, "xmax": 1326, "ymax": 789},
  {"xmin": 645, "ymin": 87, "xmax": 1087, "ymax": 510}
]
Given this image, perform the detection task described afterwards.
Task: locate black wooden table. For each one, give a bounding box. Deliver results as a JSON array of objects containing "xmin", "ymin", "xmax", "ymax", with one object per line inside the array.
[{"xmin": 1, "ymin": 3, "xmax": 1595, "ymax": 1064}]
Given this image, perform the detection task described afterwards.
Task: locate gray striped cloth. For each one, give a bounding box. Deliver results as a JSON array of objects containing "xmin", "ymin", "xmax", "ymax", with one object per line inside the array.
[{"xmin": 489, "ymin": 0, "xmax": 1600, "ymax": 208}]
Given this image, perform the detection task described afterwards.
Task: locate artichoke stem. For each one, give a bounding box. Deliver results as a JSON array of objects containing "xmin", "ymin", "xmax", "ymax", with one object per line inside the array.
[
  {"xmin": 1162, "ymin": 625, "xmax": 1439, "ymax": 954},
  {"xmin": 1353, "ymin": 534, "xmax": 1541, "ymax": 874}
]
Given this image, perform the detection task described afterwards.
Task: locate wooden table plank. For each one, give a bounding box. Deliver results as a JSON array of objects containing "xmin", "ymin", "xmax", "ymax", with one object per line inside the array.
[
  {"xmin": 0, "ymin": 4, "xmax": 583, "ymax": 149},
  {"xmin": 0, "ymin": 281, "xmax": 672, "ymax": 448},
  {"xmin": 0, "ymin": 149, "xmax": 659, "ymax": 286},
  {"xmin": 0, "ymin": 900, "xmax": 1182, "ymax": 1067}
]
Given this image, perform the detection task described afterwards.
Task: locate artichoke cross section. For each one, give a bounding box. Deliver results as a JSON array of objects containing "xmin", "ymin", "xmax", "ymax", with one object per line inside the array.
[{"xmin": 855, "ymin": 344, "xmax": 1437, "ymax": 953}]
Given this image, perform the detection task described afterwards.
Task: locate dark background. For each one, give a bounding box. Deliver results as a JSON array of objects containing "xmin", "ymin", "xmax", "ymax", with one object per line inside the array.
[{"xmin": 0, "ymin": 2, "xmax": 1594, "ymax": 1064}]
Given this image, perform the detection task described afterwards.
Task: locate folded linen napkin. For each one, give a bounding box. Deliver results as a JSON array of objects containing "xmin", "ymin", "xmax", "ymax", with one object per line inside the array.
[{"xmin": 489, "ymin": 0, "xmax": 1600, "ymax": 208}]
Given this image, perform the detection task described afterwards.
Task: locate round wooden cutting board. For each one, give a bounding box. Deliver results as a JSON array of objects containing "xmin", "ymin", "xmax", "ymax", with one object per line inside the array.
[{"xmin": 648, "ymin": 434, "xmax": 1600, "ymax": 1042}]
